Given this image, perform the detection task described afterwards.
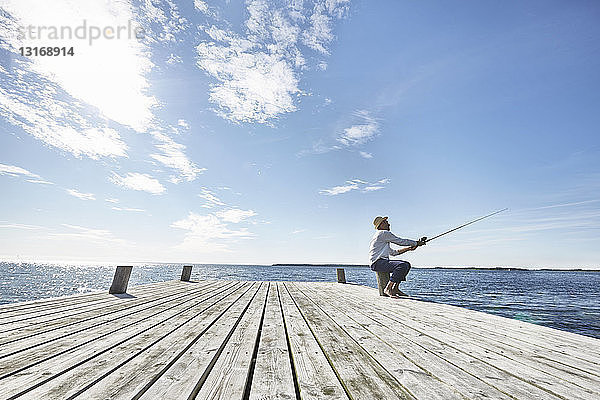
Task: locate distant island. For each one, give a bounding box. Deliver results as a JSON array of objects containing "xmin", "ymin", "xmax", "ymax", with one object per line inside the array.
[{"xmin": 273, "ymin": 264, "xmax": 368, "ymax": 268}]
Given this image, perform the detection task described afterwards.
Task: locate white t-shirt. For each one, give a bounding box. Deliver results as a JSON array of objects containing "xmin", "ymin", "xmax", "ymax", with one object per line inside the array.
[{"xmin": 369, "ymin": 230, "xmax": 418, "ymax": 265}]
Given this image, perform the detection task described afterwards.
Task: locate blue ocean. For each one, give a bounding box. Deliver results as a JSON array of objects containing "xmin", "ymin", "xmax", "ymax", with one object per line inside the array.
[{"xmin": 1, "ymin": 262, "xmax": 598, "ymax": 339}]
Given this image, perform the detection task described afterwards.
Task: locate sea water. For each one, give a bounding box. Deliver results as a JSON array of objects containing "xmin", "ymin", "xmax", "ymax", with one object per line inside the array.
[{"xmin": 1, "ymin": 262, "xmax": 598, "ymax": 339}]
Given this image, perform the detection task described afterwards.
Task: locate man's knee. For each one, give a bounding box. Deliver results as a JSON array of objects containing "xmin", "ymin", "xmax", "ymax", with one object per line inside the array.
[{"xmin": 404, "ymin": 261, "xmax": 411, "ymax": 271}]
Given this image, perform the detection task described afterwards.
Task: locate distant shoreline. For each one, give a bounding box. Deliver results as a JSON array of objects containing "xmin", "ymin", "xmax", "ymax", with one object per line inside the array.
[
  {"xmin": 272, "ymin": 264, "xmax": 600, "ymax": 271},
  {"xmin": 0, "ymin": 261, "xmax": 597, "ymax": 271}
]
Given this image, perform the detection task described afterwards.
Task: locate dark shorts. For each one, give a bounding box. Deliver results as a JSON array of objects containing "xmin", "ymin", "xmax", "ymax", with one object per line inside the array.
[{"xmin": 370, "ymin": 259, "xmax": 411, "ymax": 283}]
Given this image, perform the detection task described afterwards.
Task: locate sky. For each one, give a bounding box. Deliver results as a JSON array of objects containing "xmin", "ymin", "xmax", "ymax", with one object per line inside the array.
[{"xmin": 0, "ymin": 0, "xmax": 599, "ymax": 269}]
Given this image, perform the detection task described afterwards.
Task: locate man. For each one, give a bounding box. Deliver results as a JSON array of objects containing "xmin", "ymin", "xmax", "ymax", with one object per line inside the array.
[{"xmin": 369, "ymin": 216, "xmax": 426, "ymax": 298}]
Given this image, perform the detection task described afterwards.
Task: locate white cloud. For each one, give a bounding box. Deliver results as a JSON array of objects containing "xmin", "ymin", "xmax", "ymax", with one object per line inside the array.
[
  {"xmin": 319, "ymin": 178, "xmax": 391, "ymax": 196},
  {"xmin": 26, "ymin": 179, "xmax": 54, "ymax": 185},
  {"xmin": 149, "ymin": 131, "xmax": 206, "ymax": 183},
  {"xmin": 197, "ymin": 35, "xmax": 300, "ymax": 123},
  {"xmin": 340, "ymin": 124, "xmax": 378, "ymax": 145},
  {"xmin": 195, "ymin": 1, "xmax": 348, "ymax": 123},
  {"xmin": 166, "ymin": 54, "xmax": 183, "ymax": 65},
  {"xmin": 198, "ymin": 188, "xmax": 226, "ymax": 208},
  {"xmin": 50, "ymin": 224, "xmax": 128, "ymax": 245},
  {"xmin": 66, "ymin": 189, "xmax": 96, "ymax": 201},
  {"xmin": 50, "ymin": 127, "xmax": 128, "ymax": 159},
  {"xmin": 138, "ymin": 0, "xmax": 189, "ymax": 44},
  {"xmin": 105, "ymin": 198, "xmax": 120, "ymax": 203},
  {"xmin": 0, "ymin": 1, "xmax": 156, "ymax": 133},
  {"xmin": 110, "ymin": 172, "xmax": 166, "ymax": 195},
  {"xmin": 0, "ymin": 223, "xmax": 43, "ymax": 230},
  {"xmin": 0, "ymin": 163, "xmax": 55, "ymax": 185},
  {"xmin": 300, "ymin": 110, "xmax": 380, "ymax": 157},
  {"xmin": 0, "ymin": 77, "xmax": 129, "ymax": 159},
  {"xmin": 337, "ymin": 110, "xmax": 379, "ymax": 146},
  {"xmin": 194, "ymin": 0, "xmax": 210, "ymax": 14},
  {"xmin": 0, "ymin": 163, "xmax": 41, "ymax": 178},
  {"xmin": 319, "ymin": 181, "xmax": 358, "ymax": 196},
  {"xmin": 363, "ymin": 186, "xmax": 384, "ymax": 192},
  {"xmin": 171, "ymin": 212, "xmax": 253, "ymax": 252},
  {"xmin": 301, "ymin": 0, "xmax": 350, "ymax": 53},
  {"xmin": 519, "ymin": 199, "xmax": 600, "ymax": 212},
  {"xmin": 216, "ymin": 209, "xmax": 257, "ymax": 223},
  {"xmin": 302, "ymin": 7, "xmax": 334, "ymax": 54},
  {"xmin": 296, "ymin": 138, "xmax": 343, "ymax": 157},
  {"xmin": 177, "ymin": 119, "xmax": 190, "ymax": 130},
  {"xmin": 111, "ymin": 206, "xmax": 145, "ymax": 212}
]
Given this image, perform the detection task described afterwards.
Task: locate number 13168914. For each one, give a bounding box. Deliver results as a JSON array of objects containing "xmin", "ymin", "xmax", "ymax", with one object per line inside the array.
[{"xmin": 19, "ymin": 47, "xmax": 75, "ymax": 56}]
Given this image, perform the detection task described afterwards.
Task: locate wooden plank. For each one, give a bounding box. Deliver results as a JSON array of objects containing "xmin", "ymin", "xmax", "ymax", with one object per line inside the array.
[
  {"xmin": 0, "ymin": 280, "xmax": 186, "ymax": 336},
  {"xmin": 300, "ymin": 283, "xmax": 561, "ymax": 400},
  {"xmin": 356, "ymin": 283, "xmax": 600, "ymax": 365},
  {"xmin": 278, "ymin": 282, "xmax": 347, "ymax": 400},
  {"xmin": 416, "ymin": 307, "xmax": 600, "ymax": 371},
  {"xmin": 0, "ymin": 291, "xmax": 110, "ymax": 314},
  {"xmin": 284, "ymin": 283, "xmax": 414, "ymax": 400},
  {"xmin": 248, "ymin": 283, "xmax": 296, "ymax": 400},
  {"xmin": 0, "ymin": 280, "xmax": 190, "ymax": 331},
  {"xmin": 1, "ymin": 280, "xmax": 597, "ymax": 400},
  {"xmin": 0, "ymin": 282, "xmax": 246, "ymax": 399},
  {"xmin": 19, "ymin": 283, "xmax": 257, "ymax": 400},
  {"xmin": 193, "ymin": 283, "xmax": 269, "ymax": 400},
  {"xmin": 135, "ymin": 283, "xmax": 262, "ymax": 399},
  {"xmin": 0, "ymin": 281, "xmax": 230, "ymax": 373},
  {"xmin": 69, "ymin": 282, "xmax": 265, "ymax": 400},
  {"xmin": 384, "ymin": 309, "xmax": 600, "ymax": 399},
  {"xmin": 428, "ymin": 301, "xmax": 600, "ymax": 365},
  {"xmin": 0, "ymin": 296, "xmax": 115, "ymax": 324},
  {"xmin": 294, "ymin": 282, "xmax": 508, "ymax": 400},
  {"xmin": 0, "ymin": 281, "xmax": 236, "ymax": 392},
  {"xmin": 328, "ymin": 283, "xmax": 597, "ymax": 400},
  {"xmin": 0, "ymin": 280, "xmax": 176, "ymax": 316},
  {"xmin": 0, "ymin": 281, "xmax": 223, "ymax": 357},
  {"xmin": 339, "ymin": 284, "xmax": 600, "ymax": 373},
  {"xmin": 378, "ymin": 297, "xmax": 600, "ymax": 392}
]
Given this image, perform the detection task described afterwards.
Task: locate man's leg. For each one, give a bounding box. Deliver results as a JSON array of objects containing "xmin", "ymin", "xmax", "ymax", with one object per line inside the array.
[
  {"xmin": 384, "ymin": 280, "xmax": 396, "ymax": 296},
  {"xmin": 390, "ymin": 261, "xmax": 411, "ymax": 296},
  {"xmin": 372, "ymin": 259, "xmax": 399, "ymax": 297}
]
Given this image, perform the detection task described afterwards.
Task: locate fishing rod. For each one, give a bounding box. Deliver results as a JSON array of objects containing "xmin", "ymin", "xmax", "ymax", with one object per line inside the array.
[{"xmin": 424, "ymin": 208, "xmax": 508, "ymax": 243}]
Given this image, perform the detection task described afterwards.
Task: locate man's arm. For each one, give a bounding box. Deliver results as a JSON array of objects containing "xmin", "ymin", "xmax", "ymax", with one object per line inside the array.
[
  {"xmin": 391, "ymin": 245, "xmax": 418, "ymax": 256},
  {"xmin": 384, "ymin": 231, "xmax": 419, "ymax": 247}
]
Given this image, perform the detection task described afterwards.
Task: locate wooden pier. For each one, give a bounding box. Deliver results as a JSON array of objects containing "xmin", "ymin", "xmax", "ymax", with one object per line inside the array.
[{"xmin": 0, "ymin": 280, "xmax": 599, "ymax": 399}]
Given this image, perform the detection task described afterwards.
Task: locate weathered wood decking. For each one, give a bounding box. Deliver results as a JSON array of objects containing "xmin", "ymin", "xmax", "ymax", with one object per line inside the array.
[{"xmin": 0, "ymin": 280, "xmax": 599, "ymax": 399}]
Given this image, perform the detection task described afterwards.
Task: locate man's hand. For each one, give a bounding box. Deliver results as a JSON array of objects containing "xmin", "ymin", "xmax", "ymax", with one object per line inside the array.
[{"xmin": 417, "ymin": 236, "xmax": 427, "ymax": 246}]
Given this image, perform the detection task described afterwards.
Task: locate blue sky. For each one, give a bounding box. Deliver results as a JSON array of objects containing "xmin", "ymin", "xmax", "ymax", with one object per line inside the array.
[{"xmin": 0, "ymin": 0, "xmax": 599, "ymax": 268}]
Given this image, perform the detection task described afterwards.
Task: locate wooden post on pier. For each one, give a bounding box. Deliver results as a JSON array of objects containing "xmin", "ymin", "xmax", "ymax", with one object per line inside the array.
[
  {"xmin": 336, "ymin": 268, "xmax": 346, "ymax": 283},
  {"xmin": 376, "ymin": 271, "xmax": 390, "ymax": 296},
  {"xmin": 109, "ymin": 266, "xmax": 133, "ymax": 294},
  {"xmin": 181, "ymin": 265, "xmax": 193, "ymax": 282}
]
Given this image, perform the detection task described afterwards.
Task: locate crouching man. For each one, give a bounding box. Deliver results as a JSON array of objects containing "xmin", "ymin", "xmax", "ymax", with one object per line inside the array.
[{"xmin": 369, "ymin": 216, "xmax": 426, "ymax": 298}]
